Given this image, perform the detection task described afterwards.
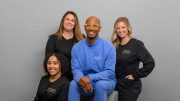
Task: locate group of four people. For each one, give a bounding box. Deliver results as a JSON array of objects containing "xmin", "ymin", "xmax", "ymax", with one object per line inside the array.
[{"xmin": 34, "ymin": 11, "xmax": 155, "ymax": 101}]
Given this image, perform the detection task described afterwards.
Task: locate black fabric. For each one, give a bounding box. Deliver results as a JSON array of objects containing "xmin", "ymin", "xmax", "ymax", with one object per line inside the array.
[
  {"xmin": 34, "ymin": 75, "xmax": 69, "ymax": 101},
  {"xmin": 45, "ymin": 34, "xmax": 78, "ymax": 80},
  {"xmin": 115, "ymin": 38, "xmax": 155, "ymax": 96},
  {"xmin": 118, "ymin": 93, "xmax": 140, "ymax": 101}
]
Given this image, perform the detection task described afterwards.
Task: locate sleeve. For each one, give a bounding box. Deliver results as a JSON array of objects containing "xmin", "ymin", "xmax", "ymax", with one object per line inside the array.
[
  {"xmin": 57, "ymin": 81, "xmax": 69, "ymax": 101},
  {"xmin": 88, "ymin": 47, "xmax": 116, "ymax": 81},
  {"xmin": 34, "ymin": 77, "xmax": 44, "ymax": 101},
  {"xmin": 45, "ymin": 35, "xmax": 56, "ymax": 56},
  {"xmin": 71, "ymin": 46, "xmax": 84, "ymax": 82},
  {"xmin": 132, "ymin": 41, "xmax": 155, "ymax": 79}
]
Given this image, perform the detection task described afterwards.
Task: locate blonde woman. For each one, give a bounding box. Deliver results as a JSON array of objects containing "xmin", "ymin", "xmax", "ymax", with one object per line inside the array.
[{"xmin": 111, "ymin": 17, "xmax": 155, "ymax": 101}]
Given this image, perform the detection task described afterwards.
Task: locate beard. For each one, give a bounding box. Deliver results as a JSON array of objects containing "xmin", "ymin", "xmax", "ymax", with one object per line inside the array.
[{"xmin": 87, "ymin": 35, "xmax": 96, "ymax": 40}]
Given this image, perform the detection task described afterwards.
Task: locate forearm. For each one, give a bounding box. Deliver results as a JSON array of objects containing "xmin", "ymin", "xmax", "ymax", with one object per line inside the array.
[{"xmin": 88, "ymin": 70, "xmax": 115, "ymax": 81}]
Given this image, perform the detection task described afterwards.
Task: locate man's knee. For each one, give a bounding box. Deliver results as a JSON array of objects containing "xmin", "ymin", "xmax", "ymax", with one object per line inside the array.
[
  {"xmin": 69, "ymin": 80, "xmax": 78, "ymax": 88},
  {"xmin": 94, "ymin": 81, "xmax": 109, "ymax": 91}
]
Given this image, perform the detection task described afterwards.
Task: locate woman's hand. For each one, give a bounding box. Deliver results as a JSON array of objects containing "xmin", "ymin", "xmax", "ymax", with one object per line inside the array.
[{"xmin": 125, "ymin": 75, "xmax": 134, "ymax": 80}]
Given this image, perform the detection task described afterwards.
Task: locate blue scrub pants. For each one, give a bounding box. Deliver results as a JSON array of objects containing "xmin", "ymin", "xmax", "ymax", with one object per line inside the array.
[{"xmin": 68, "ymin": 80, "xmax": 116, "ymax": 101}]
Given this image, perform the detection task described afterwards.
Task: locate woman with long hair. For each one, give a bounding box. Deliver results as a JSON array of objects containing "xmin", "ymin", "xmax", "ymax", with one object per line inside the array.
[
  {"xmin": 45, "ymin": 11, "xmax": 85, "ymax": 80},
  {"xmin": 111, "ymin": 17, "xmax": 155, "ymax": 101}
]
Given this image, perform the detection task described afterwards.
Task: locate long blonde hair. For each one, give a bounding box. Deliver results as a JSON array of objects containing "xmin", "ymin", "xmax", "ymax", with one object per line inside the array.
[
  {"xmin": 55, "ymin": 11, "xmax": 84, "ymax": 41},
  {"xmin": 111, "ymin": 17, "xmax": 132, "ymax": 48}
]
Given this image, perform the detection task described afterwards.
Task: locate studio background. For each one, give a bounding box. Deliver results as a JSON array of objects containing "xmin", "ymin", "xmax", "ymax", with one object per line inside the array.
[{"xmin": 0, "ymin": 0, "xmax": 179, "ymax": 101}]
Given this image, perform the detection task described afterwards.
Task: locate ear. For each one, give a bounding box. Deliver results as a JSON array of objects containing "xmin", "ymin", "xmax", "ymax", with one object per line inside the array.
[{"xmin": 99, "ymin": 26, "xmax": 102, "ymax": 31}]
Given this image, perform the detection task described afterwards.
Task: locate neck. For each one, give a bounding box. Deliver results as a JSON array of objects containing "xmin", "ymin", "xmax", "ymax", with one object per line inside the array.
[
  {"xmin": 62, "ymin": 31, "xmax": 74, "ymax": 39},
  {"xmin": 49, "ymin": 72, "xmax": 61, "ymax": 82},
  {"xmin": 121, "ymin": 36, "xmax": 131, "ymax": 45},
  {"xmin": 87, "ymin": 37, "xmax": 98, "ymax": 45}
]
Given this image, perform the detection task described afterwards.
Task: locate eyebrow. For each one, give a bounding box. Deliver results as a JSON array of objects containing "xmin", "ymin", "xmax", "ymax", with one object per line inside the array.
[{"xmin": 84, "ymin": 24, "xmax": 101, "ymax": 26}]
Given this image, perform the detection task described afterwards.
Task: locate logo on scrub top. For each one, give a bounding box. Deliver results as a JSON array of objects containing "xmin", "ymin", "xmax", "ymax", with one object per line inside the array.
[{"xmin": 122, "ymin": 50, "xmax": 131, "ymax": 54}]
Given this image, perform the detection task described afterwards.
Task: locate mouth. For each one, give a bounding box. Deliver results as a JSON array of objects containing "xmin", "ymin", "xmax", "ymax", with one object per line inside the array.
[
  {"xmin": 49, "ymin": 69, "xmax": 56, "ymax": 73},
  {"xmin": 89, "ymin": 31, "xmax": 95, "ymax": 35},
  {"xmin": 67, "ymin": 24, "xmax": 73, "ymax": 27},
  {"xmin": 118, "ymin": 32, "xmax": 124, "ymax": 36}
]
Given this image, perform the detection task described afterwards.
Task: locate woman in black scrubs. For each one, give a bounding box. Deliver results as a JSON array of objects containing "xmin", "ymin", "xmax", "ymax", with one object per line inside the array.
[
  {"xmin": 111, "ymin": 17, "xmax": 155, "ymax": 101},
  {"xmin": 34, "ymin": 53, "xmax": 69, "ymax": 101},
  {"xmin": 45, "ymin": 11, "xmax": 85, "ymax": 80}
]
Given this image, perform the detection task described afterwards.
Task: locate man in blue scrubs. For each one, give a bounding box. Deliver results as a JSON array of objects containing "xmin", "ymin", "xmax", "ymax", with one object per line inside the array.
[{"xmin": 68, "ymin": 16, "xmax": 116, "ymax": 101}]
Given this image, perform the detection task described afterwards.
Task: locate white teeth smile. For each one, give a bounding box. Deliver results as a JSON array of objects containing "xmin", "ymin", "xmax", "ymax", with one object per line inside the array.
[
  {"xmin": 118, "ymin": 32, "xmax": 123, "ymax": 35},
  {"xmin": 89, "ymin": 31, "xmax": 95, "ymax": 35},
  {"xmin": 49, "ymin": 70, "xmax": 55, "ymax": 72}
]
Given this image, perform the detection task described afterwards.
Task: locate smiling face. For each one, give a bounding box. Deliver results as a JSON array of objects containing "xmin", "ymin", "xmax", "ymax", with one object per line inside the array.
[
  {"xmin": 63, "ymin": 14, "xmax": 75, "ymax": 32},
  {"xmin": 84, "ymin": 16, "xmax": 101, "ymax": 40},
  {"xmin": 116, "ymin": 21, "xmax": 129, "ymax": 39},
  {"xmin": 47, "ymin": 55, "xmax": 61, "ymax": 77}
]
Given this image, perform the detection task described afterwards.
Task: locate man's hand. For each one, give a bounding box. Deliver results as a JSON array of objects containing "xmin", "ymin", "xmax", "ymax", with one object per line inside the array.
[
  {"xmin": 78, "ymin": 76, "xmax": 93, "ymax": 93},
  {"xmin": 83, "ymin": 83, "xmax": 93, "ymax": 93},
  {"xmin": 78, "ymin": 76, "xmax": 90, "ymax": 87}
]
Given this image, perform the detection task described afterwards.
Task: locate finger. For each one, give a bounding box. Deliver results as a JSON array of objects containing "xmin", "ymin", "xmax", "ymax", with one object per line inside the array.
[
  {"xmin": 125, "ymin": 76, "xmax": 129, "ymax": 79},
  {"xmin": 84, "ymin": 84, "xmax": 90, "ymax": 93},
  {"xmin": 86, "ymin": 84, "xmax": 93, "ymax": 93},
  {"xmin": 83, "ymin": 86, "xmax": 88, "ymax": 93},
  {"xmin": 89, "ymin": 85, "xmax": 93, "ymax": 93}
]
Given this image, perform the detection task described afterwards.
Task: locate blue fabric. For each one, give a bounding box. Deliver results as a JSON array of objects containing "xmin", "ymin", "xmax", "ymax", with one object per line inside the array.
[
  {"xmin": 68, "ymin": 80, "xmax": 115, "ymax": 101},
  {"xmin": 68, "ymin": 37, "xmax": 116, "ymax": 101}
]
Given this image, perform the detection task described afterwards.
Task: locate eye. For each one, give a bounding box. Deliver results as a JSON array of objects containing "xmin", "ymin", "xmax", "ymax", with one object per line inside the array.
[
  {"xmin": 47, "ymin": 62, "xmax": 51, "ymax": 65},
  {"xmin": 93, "ymin": 24, "xmax": 99, "ymax": 28},
  {"xmin": 84, "ymin": 24, "xmax": 90, "ymax": 27},
  {"xmin": 53, "ymin": 62, "xmax": 58, "ymax": 65},
  {"xmin": 116, "ymin": 27, "xmax": 120, "ymax": 30},
  {"xmin": 85, "ymin": 24, "xmax": 100, "ymax": 28},
  {"xmin": 65, "ymin": 18, "xmax": 70, "ymax": 21},
  {"xmin": 71, "ymin": 19, "xmax": 75, "ymax": 22}
]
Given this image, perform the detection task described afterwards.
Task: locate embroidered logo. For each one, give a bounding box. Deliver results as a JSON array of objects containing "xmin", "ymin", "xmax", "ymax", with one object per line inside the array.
[
  {"xmin": 122, "ymin": 50, "xmax": 131, "ymax": 54},
  {"xmin": 47, "ymin": 88, "xmax": 56, "ymax": 94}
]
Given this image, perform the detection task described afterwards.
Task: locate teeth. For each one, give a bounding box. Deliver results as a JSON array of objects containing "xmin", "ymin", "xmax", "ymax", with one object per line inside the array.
[
  {"xmin": 49, "ymin": 70, "xmax": 55, "ymax": 72},
  {"xmin": 89, "ymin": 31, "xmax": 94, "ymax": 35}
]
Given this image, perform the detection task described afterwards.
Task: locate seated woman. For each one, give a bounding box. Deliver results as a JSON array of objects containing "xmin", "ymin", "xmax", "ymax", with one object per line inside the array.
[{"xmin": 34, "ymin": 53, "xmax": 69, "ymax": 101}]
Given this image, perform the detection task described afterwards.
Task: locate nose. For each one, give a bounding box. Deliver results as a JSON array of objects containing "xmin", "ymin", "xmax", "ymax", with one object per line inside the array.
[
  {"xmin": 89, "ymin": 26, "xmax": 93, "ymax": 31},
  {"xmin": 89, "ymin": 25, "xmax": 95, "ymax": 31},
  {"xmin": 49, "ymin": 64, "xmax": 54, "ymax": 68}
]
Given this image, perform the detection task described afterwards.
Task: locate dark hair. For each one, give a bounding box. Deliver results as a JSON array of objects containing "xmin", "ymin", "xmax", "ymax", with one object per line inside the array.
[{"xmin": 43, "ymin": 53, "xmax": 69, "ymax": 76}]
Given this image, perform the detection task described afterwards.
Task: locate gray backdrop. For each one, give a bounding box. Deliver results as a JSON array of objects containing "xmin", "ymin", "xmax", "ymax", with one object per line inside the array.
[{"xmin": 0, "ymin": 0, "xmax": 180, "ymax": 101}]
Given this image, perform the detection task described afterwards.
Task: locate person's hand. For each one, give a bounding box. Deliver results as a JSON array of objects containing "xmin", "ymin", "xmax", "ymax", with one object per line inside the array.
[
  {"xmin": 125, "ymin": 75, "xmax": 134, "ymax": 80},
  {"xmin": 78, "ymin": 76, "xmax": 93, "ymax": 93},
  {"xmin": 78, "ymin": 76, "xmax": 91, "ymax": 87},
  {"xmin": 83, "ymin": 83, "xmax": 93, "ymax": 93}
]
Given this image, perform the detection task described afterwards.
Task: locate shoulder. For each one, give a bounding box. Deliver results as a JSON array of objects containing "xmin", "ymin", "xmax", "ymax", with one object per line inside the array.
[
  {"xmin": 41, "ymin": 75, "xmax": 49, "ymax": 80},
  {"xmin": 73, "ymin": 39, "xmax": 86, "ymax": 48},
  {"xmin": 59, "ymin": 76, "xmax": 70, "ymax": 85},
  {"xmin": 39, "ymin": 75, "xmax": 49, "ymax": 84},
  {"xmin": 62, "ymin": 76, "xmax": 70, "ymax": 82},
  {"xmin": 48, "ymin": 34, "xmax": 57, "ymax": 40},
  {"xmin": 100, "ymin": 38, "xmax": 115, "ymax": 49},
  {"xmin": 132, "ymin": 38, "xmax": 144, "ymax": 46}
]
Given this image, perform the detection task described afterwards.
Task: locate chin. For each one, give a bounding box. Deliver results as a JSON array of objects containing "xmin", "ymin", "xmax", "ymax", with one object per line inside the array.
[
  {"xmin": 87, "ymin": 36, "xmax": 96, "ymax": 40},
  {"xmin": 119, "ymin": 35, "xmax": 126, "ymax": 38},
  {"xmin": 49, "ymin": 72, "xmax": 56, "ymax": 76},
  {"xmin": 49, "ymin": 73, "xmax": 54, "ymax": 76}
]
